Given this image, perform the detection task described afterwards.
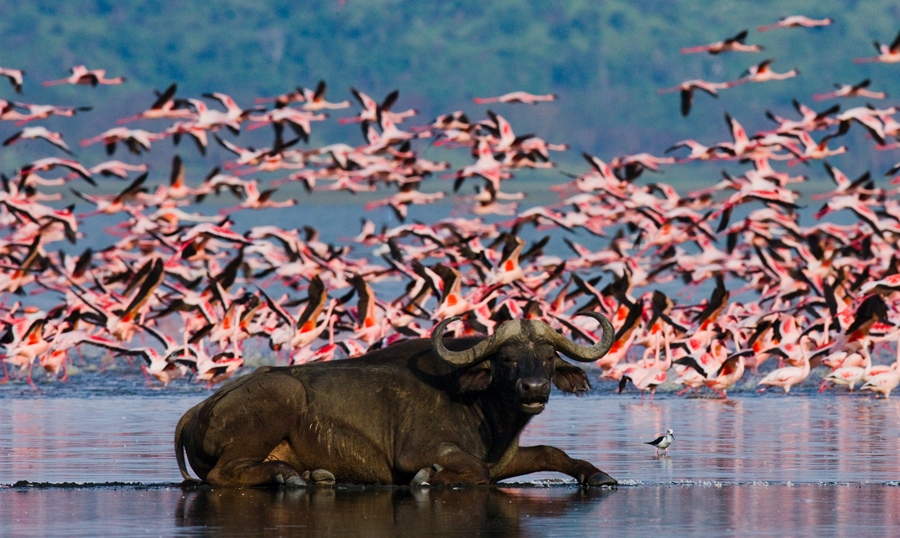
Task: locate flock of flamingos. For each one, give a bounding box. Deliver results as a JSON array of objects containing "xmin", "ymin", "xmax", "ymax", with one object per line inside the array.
[{"xmin": 3, "ymin": 15, "xmax": 900, "ymax": 398}]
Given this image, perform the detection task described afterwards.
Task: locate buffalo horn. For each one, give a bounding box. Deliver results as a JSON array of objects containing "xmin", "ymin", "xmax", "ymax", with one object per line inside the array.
[
  {"xmin": 538, "ymin": 311, "xmax": 615, "ymax": 362},
  {"xmin": 431, "ymin": 316, "xmax": 521, "ymax": 365},
  {"xmin": 432, "ymin": 312, "xmax": 614, "ymax": 366}
]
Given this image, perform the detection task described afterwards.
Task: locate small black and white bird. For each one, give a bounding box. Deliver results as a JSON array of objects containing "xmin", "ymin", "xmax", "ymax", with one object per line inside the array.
[{"xmin": 645, "ymin": 429, "xmax": 675, "ymax": 456}]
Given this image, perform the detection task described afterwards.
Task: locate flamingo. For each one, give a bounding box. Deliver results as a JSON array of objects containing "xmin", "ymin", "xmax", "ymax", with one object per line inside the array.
[
  {"xmin": 258, "ymin": 277, "xmax": 337, "ymax": 362},
  {"xmin": 43, "ymin": 65, "xmax": 126, "ymax": 86},
  {"xmin": 813, "ymin": 79, "xmax": 886, "ymax": 101},
  {"xmin": 11, "ymin": 102, "xmax": 93, "ymax": 125},
  {"xmin": 764, "ymin": 99, "xmax": 839, "ymax": 135},
  {"xmin": 87, "ymin": 160, "xmax": 148, "ymax": 179},
  {"xmin": 756, "ymin": 340, "xmax": 811, "ymax": 393},
  {"xmin": 676, "ymin": 346, "xmax": 752, "ymax": 399},
  {"xmin": 730, "ymin": 59, "xmax": 799, "ymax": 85},
  {"xmin": 3, "ymin": 127, "xmax": 72, "ymax": 154},
  {"xmin": 835, "ymin": 106, "xmax": 888, "ymax": 145},
  {"xmin": 340, "ymin": 87, "xmax": 417, "ymax": 125},
  {"xmin": 72, "ymin": 172, "xmax": 148, "ymax": 217},
  {"xmin": 163, "ymin": 120, "xmax": 210, "ymax": 155},
  {"xmin": 80, "ymin": 127, "xmax": 161, "ymax": 155},
  {"xmin": 298, "ymin": 80, "xmax": 350, "ymax": 111},
  {"xmin": 364, "ymin": 182, "xmax": 445, "ymax": 222},
  {"xmin": 757, "ymin": 16, "xmax": 834, "ymax": 32},
  {"xmin": 75, "ymin": 330, "xmax": 192, "ymax": 387},
  {"xmin": 19, "ymin": 157, "xmax": 94, "ymax": 185},
  {"xmin": 820, "ymin": 349, "xmax": 871, "ymax": 392},
  {"xmin": 473, "ymin": 91, "xmax": 557, "ymax": 104},
  {"xmin": 665, "ymin": 139, "xmax": 723, "ymax": 162},
  {"xmin": 811, "ymin": 162, "xmax": 873, "ymax": 201},
  {"xmin": 0, "ymin": 66, "xmax": 24, "ymax": 93},
  {"xmin": 117, "ymin": 83, "xmax": 193, "ymax": 123},
  {"xmin": 786, "ymin": 131, "xmax": 847, "ymax": 164},
  {"xmin": 854, "ymin": 29, "xmax": 900, "ymax": 63},
  {"xmin": 860, "ymin": 362, "xmax": 900, "ymax": 398},
  {"xmin": 341, "ymin": 87, "xmax": 392, "ymax": 124},
  {"xmin": 190, "ymin": 348, "xmax": 243, "ymax": 386},
  {"xmin": 680, "ymin": 30, "xmax": 763, "ymax": 54},
  {"xmin": 1, "ymin": 314, "xmax": 53, "ymax": 388},
  {"xmin": 657, "ymin": 79, "xmax": 731, "ymax": 117}
]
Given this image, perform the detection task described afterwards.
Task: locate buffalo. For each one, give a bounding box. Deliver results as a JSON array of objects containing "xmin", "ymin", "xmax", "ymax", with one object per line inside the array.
[{"xmin": 175, "ymin": 312, "xmax": 616, "ymax": 488}]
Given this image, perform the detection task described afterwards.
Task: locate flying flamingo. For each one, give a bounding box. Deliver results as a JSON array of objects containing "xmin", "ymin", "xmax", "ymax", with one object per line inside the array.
[
  {"xmin": 340, "ymin": 87, "xmax": 417, "ymax": 125},
  {"xmin": 680, "ymin": 30, "xmax": 763, "ymax": 54},
  {"xmin": 854, "ymin": 29, "xmax": 900, "ymax": 63},
  {"xmin": 473, "ymin": 91, "xmax": 557, "ymax": 104},
  {"xmin": 811, "ymin": 162, "xmax": 873, "ymax": 201},
  {"xmin": 676, "ymin": 345, "xmax": 752, "ymax": 399},
  {"xmin": 80, "ymin": 127, "xmax": 161, "ymax": 155},
  {"xmin": 730, "ymin": 59, "xmax": 799, "ymax": 85},
  {"xmin": 117, "ymin": 83, "xmax": 193, "ymax": 123},
  {"xmin": 87, "ymin": 160, "xmax": 148, "ymax": 179},
  {"xmin": 813, "ymin": 79, "xmax": 886, "ymax": 101},
  {"xmin": 786, "ymin": 131, "xmax": 847, "ymax": 164},
  {"xmin": 299, "ymin": 80, "xmax": 351, "ymax": 111},
  {"xmin": 190, "ymin": 348, "xmax": 243, "ymax": 386},
  {"xmin": 258, "ymin": 276, "xmax": 337, "ymax": 362},
  {"xmin": 75, "ymin": 329, "xmax": 193, "ymax": 387},
  {"xmin": 665, "ymin": 139, "xmax": 723, "ymax": 162},
  {"xmin": 835, "ymin": 106, "xmax": 888, "ymax": 145},
  {"xmin": 0, "ymin": 313, "xmax": 54, "ymax": 388},
  {"xmin": 19, "ymin": 157, "xmax": 94, "ymax": 185},
  {"xmin": 3, "ymin": 127, "xmax": 72, "ymax": 154},
  {"xmin": 43, "ymin": 65, "xmax": 126, "ymax": 86},
  {"xmin": 658, "ymin": 79, "xmax": 732, "ymax": 117},
  {"xmin": 757, "ymin": 16, "xmax": 834, "ymax": 32},
  {"xmin": 364, "ymin": 182, "xmax": 445, "ymax": 222},
  {"xmin": 0, "ymin": 66, "xmax": 24, "ymax": 93},
  {"xmin": 11, "ymin": 102, "xmax": 93, "ymax": 125}
]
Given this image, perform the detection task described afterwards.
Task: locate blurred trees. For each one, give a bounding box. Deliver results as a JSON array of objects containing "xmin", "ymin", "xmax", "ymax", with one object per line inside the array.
[{"xmin": 2, "ymin": 1, "xmax": 899, "ymax": 169}]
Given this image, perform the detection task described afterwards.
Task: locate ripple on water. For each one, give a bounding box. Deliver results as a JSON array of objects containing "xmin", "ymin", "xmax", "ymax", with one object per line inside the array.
[{"xmin": 2, "ymin": 390, "xmax": 900, "ymax": 536}]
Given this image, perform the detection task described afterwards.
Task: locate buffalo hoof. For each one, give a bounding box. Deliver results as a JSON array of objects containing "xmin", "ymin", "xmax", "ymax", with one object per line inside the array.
[
  {"xmin": 276, "ymin": 474, "xmax": 308, "ymax": 489},
  {"xmin": 410, "ymin": 468, "xmax": 432, "ymax": 486},
  {"xmin": 303, "ymin": 469, "xmax": 336, "ymax": 486},
  {"xmin": 410, "ymin": 464, "xmax": 444, "ymax": 487},
  {"xmin": 586, "ymin": 471, "xmax": 618, "ymax": 488}
]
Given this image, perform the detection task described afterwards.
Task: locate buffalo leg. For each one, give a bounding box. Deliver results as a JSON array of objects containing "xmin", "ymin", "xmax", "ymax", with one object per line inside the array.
[
  {"xmin": 402, "ymin": 443, "xmax": 490, "ymax": 486},
  {"xmin": 491, "ymin": 445, "xmax": 617, "ymax": 487},
  {"xmin": 205, "ymin": 453, "xmax": 306, "ymax": 488}
]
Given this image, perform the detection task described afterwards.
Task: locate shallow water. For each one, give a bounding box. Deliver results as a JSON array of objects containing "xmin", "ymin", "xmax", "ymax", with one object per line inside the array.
[
  {"xmin": 2, "ymin": 384, "xmax": 899, "ymax": 535},
  {"xmin": 4, "ymin": 484, "xmax": 900, "ymax": 537}
]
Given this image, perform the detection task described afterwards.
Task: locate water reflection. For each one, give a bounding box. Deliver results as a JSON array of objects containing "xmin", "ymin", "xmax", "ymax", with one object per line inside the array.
[
  {"xmin": 604, "ymin": 485, "xmax": 900, "ymax": 535},
  {"xmin": 174, "ymin": 486, "xmax": 613, "ymax": 536},
  {"xmin": 2, "ymin": 484, "xmax": 899, "ymax": 536}
]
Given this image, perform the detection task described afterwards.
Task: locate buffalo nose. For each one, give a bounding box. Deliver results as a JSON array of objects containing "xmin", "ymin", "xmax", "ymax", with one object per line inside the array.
[{"xmin": 518, "ymin": 378, "xmax": 550, "ymax": 399}]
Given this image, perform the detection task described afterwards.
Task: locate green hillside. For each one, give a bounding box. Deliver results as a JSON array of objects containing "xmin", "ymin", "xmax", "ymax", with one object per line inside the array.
[{"xmin": 2, "ymin": 1, "xmax": 899, "ymax": 177}]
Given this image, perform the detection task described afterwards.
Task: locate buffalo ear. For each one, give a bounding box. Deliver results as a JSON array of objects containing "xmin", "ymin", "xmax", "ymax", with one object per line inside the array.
[
  {"xmin": 552, "ymin": 358, "xmax": 591, "ymax": 394},
  {"xmin": 458, "ymin": 362, "xmax": 492, "ymax": 392}
]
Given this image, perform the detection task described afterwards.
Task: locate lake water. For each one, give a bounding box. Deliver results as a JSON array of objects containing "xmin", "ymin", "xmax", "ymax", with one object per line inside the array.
[{"xmin": 2, "ymin": 376, "xmax": 899, "ymax": 536}]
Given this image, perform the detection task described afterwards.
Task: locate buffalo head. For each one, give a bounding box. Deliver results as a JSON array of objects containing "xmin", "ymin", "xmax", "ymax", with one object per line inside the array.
[{"xmin": 431, "ymin": 312, "xmax": 614, "ymax": 414}]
